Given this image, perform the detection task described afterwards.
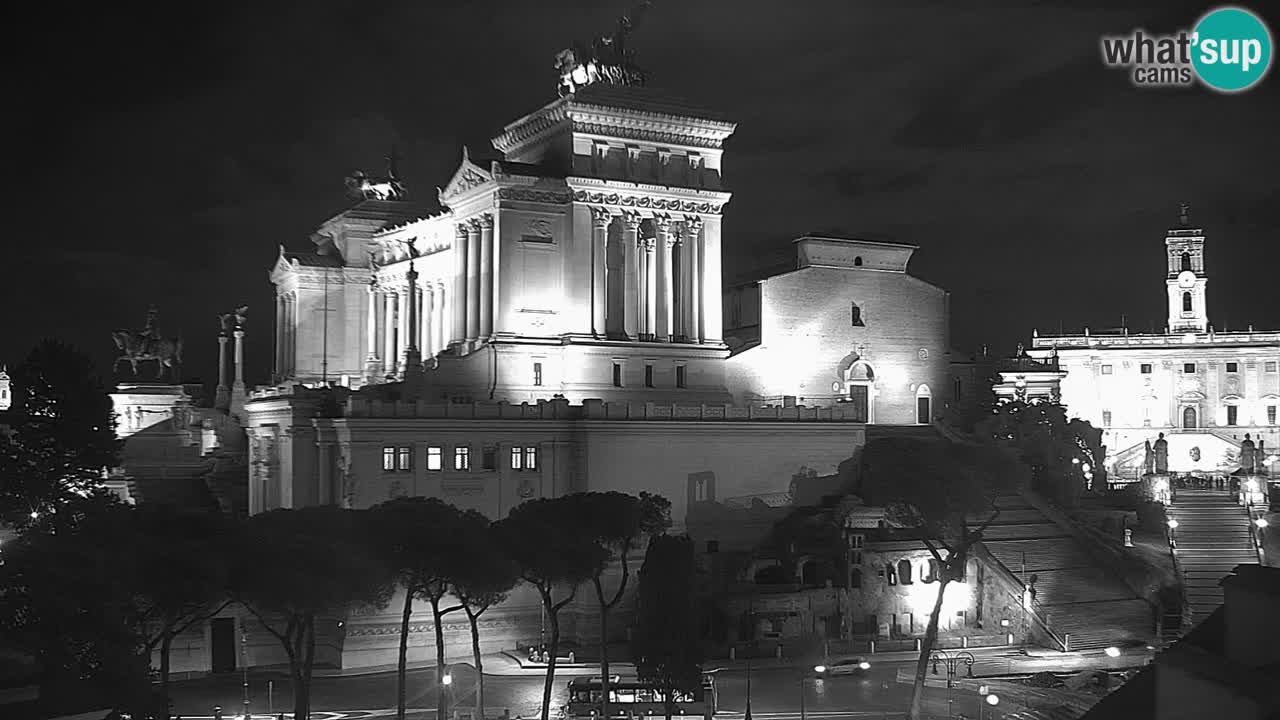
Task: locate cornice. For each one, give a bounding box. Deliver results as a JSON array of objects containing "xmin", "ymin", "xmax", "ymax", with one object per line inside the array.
[
  {"xmin": 568, "ymin": 176, "xmax": 731, "ymax": 203},
  {"xmin": 491, "ymin": 102, "xmax": 571, "ymax": 156},
  {"xmin": 497, "ymin": 187, "xmax": 575, "ymax": 205},
  {"xmin": 570, "ymin": 116, "xmax": 732, "ymax": 150},
  {"xmin": 569, "ymin": 187, "xmax": 728, "ymax": 216}
]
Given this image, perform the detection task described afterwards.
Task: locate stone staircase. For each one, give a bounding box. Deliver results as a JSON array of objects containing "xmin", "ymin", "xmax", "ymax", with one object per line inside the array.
[
  {"xmin": 1166, "ymin": 489, "xmax": 1258, "ymax": 626},
  {"xmin": 976, "ymin": 496, "xmax": 1153, "ymax": 652}
]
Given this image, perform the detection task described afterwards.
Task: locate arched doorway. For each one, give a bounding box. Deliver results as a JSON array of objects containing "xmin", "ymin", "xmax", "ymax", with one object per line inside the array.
[
  {"xmin": 846, "ymin": 362, "xmax": 875, "ymax": 423},
  {"xmin": 1183, "ymin": 406, "xmax": 1198, "ymax": 429},
  {"xmin": 916, "ymin": 384, "xmax": 933, "ymax": 425}
]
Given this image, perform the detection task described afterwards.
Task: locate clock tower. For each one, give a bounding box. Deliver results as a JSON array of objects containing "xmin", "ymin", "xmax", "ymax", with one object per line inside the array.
[{"xmin": 1165, "ymin": 203, "xmax": 1208, "ymax": 333}]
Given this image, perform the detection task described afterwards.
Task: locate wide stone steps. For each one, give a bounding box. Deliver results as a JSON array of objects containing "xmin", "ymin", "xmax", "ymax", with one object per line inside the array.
[
  {"xmin": 985, "ymin": 539, "xmax": 1097, "ymax": 572},
  {"xmin": 1042, "ymin": 599, "xmax": 1153, "ymax": 651},
  {"xmin": 1167, "ymin": 490, "xmax": 1258, "ymax": 627}
]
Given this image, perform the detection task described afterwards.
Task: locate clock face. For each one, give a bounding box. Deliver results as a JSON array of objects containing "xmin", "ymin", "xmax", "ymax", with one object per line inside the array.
[{"xmin": 1177, "ymin": 270, "xmax": 1196, "ymax": 288}]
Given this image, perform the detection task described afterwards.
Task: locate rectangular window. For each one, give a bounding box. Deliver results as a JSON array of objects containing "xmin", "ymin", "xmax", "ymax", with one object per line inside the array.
[
  {"xmin": 1140, "ymin": 363, "xmax": 1152, "ymax": 374},
  {"xmin": 644, "ymin": 364, "xmax": 654, "ymax": 388},
  {"xmin": 1226, "ymin": 362, "xmax": 1239, "ymax": 373},
  {"xmin": 382, "ymin": 446, "xmax": 396, "ymax": 471},
  {"xmin": 510, "ymin": 446, "xmax": 523, "ymax": 470},
  {"xmin": 706, "ymin": 540, "xmax": 719, "ymax": 554},
  {"xmin": 1102, "ymin": 410, "xmax": 1112, "ymax": 427},
  {"xmin": 1101, "ymin": 365, "xmax": 1113, "ymax": 375},
  {"xmin": 612, "ymin": 362, "xmax": 622, "ymax": 387},
  {"xmin": 676, "ymin": 365, "xmax": 687, "ymax": 389},
  {"xmin": 426, "ymin": 446, "xmax": 442, "ymax": 471},
  {"xmin": 454, "ymin": 446, "xmax": 470, "ymax": 471},
  {"xmin": 1184, "ymin": 363, "xmax": 1196, "ymax": 374},
  {"xmin": 533, "ymin": 362, "xmax": 543, "ymax": 387},
  {"xmin": 1227, "ymin": 405, "xmax": 1238, "ymax": 426},
  {"xmin": 1266, "ymin": 361, "xmax": 1278, "ymax": 373},
  {"xmin": 397, "ymin": 446, "xmax": 412, "ymax": 471},
  {"xmin": 524, "ymin": 446, "xmax": 538, "ymax": 471},
  {"xmin": 1269, "ymin": 406, "xmax": 1277, "ymax": 425},
  {"xmin": 482, "ymin": 445, "xmax": 497, "ymax": 471}
]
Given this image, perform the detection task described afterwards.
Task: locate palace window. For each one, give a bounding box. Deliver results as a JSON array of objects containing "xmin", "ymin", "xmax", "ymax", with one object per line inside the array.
[
  {"xmin": 1266, "ymin": 361, "xmax": 1278, "ymax": 373},
  {"xmin": 851, "ymin": 303, "xmax": 865, "ymax": 327},
  {"xmin": 854, "ymin": 256, "xmax": 863, "ymax": 267},
  {"xmin": 1184, "ymin": 363, "xmax": 1196, "ymax": 374},
  {"xmin": 885, "ymin": 564, "xmax": 897, "ymax": 586},
  {"xmin": 1141, "ymin": 363, "xmax": 1153, "ymax": 374},
  {"xmin": 850, "ymin": 568, "xmax": 862, "ymax": 589},
  {"xmin": 510, "ymin": 446, "xmax": 523, "ymax": 470},
  {"xmin": 897, "ymin": 559, "xmax": 913, "ymax": 585},
  {"xmin": 533, "ymin": 362, "xmax": 543, "ymax": 387},
  {"xmin": 397, "ymin": 446, "xmax": 412, "ymax": 471},
  {"xmin": 1102, "ymin": 410, "xmax": 1112, "ymax": 427},
  {"xmin": 1182, "ymin": 292, "xmax": 1193, "ymax": 312},
  {"xmin": 454, "ymin": 446, "xmax": 471, "ymax": 471},
  {"xmin": 1268, "ymin": 406, "xmax": 1277, "ymax": 425},
  {"xmin": 612, "ymin": 362, "xmax": 623, "ymax": 387},
  {"xmin": 482, "ymin": 445, "xmax": 497, "ymax": 471},
  {"xmin": 524, "ymin": 446, "xmax": 538, "ymax": 471},
  {"xmin": 645, "ymin": 364, "xmax": 654, "ymax": 388},
  {"xmin": 1226, "ymin": 362, "xmax": 1239, "ymax": 373},
  {"xmin": 1181, "ymin": 252, "xmax": 1192, "ymax": 272},
  {"xmin": 426, "ymin": 446, "xmax": 442, "ymax": 471},
  {"xmin": 1227, "ymin": 405, "xmax": 1238, "ymax": 427},
  {"xmin": 382, "ymin": 446, "xmax": 396, "ymax": 472},
  {"xmin": 1101, "ymin": 365, "xmax": 1113, "ymax": 375},
  {"xmin": 676, "ymin": 365, "xmax": 687, "ymax": 389}
]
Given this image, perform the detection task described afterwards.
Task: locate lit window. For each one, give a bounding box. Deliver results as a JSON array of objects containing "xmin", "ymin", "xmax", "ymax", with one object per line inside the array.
[
  {"xmin": 886, "ymin": 564, "xmax": 897, "ymax": 586},
  {"xmin": 1102, "ymin": 410, "xmax": 1112, "ymax": 427},
  {"xmin": 524, "ymin": 446, "xmax": 538, "ymax": 471},
  {"xmin": 482, "ymin": 445, "xmax": 497, "ymax": 471},
  {"xmin": 454, "ymin": 446, "xmax": 471, "ymax": 471},
  {"xmin": 426, "ymin": 446, "xmax": 442, "ymax": 471},
  {"xmin": 1226, "ymin": 362, "xmax": 1238, "ymax": 373},
  {"xmin": 851, "ymin": 303, "xmax": 864, "ymax": 327},
  {"xmin": 644, "ymin": 364, "xmax": 654, "ymax": 388},
  {"xmin": 612, "ymin": 362, "xmax": 622, "ymax": 387},
  {"xmin": 382, "ymin": 447, "xmax": 396, "ymax": 471},
  {"xmin": 1182, "ymin": 292, "xmax": 1193, "ymax": 312},
  {"xmin": 1140, "ymin": 363, "xmax": 1152, "ymax": 374},
  {"xmin": 533, "ymin": 362, "xmax": 543, "ymax": 387},
  {"xmin": 1101, "ymin": 365, "xmax": 1113, "ymax": 375},
  {"xmin": 510, "ymin": 446, "xmax": 523, "ymax": 470},
  {"xmin": 1269, "ymin": 406, "xmax": 1277, "ymax": 425},
  {"xmin": 676, "ymin": 365, "xmax": 687, "ymax": 389},
  {"xmin": 1184, "ymin": 363, "xmax": 1196, "ymax": 374},
  {"xmin": 1227, "ymin": 406, "xmax": 1238, "ymax": 427},
  {"xmin": 397, "ymin": 446, "xmax": 412, "ymax": 471}
]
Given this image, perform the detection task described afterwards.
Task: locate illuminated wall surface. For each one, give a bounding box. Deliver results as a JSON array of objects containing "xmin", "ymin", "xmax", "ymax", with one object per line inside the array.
[{"xmin": 1019, "ymin": 217, "xmax": 1280, "ymax": 476}]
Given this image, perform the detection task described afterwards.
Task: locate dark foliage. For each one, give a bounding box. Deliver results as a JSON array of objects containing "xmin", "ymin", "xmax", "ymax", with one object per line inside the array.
[
  {"xmin": 631, "ymin": 535, "xmax": 704, "ymax": 720},
  {"xmin": 978, "ymin": 400, "xmax": 1105, "ymax": 507}
]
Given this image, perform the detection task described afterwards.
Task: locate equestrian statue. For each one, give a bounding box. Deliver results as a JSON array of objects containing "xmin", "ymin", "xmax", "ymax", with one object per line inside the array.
[
  {"xmin": 112, "ymin": 305, "xmax": 184, "ymax": 380},
  {"xmin": 346, "ymin": 153, "xmax": 407, "ymax": 201},
  {"xmin": 556, "ymin": 1, "xmax": 651, "ymax": 96}
]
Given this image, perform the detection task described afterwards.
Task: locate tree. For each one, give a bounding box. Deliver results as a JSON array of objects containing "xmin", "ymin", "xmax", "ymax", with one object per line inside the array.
[
  {"xmin": 631, "ymin": 534, "xmax": 704, "ymax": 720},
  {"xmin": 571, "ymin": 492, "xmax": 671, "ymax": 720},
  {"xmin": 856, "ymin": 436, "xmax": 1028, "ymax": 720},
  {"xmin": 131, "ymin": 505, "xmax": 233, "ymax": 719},
  {"xmin": 231, "ymin": 507, "xmax": 394, "ymax": 720},
  {"xmin": 0, "ymin": 339, "xmax": 120, "ymax": 528},
  {"xmin": 370, "ymin": 497, "xmax": 479, "ymax": 720},
  {"xmin": 496, "ymin": 497, "xmax": 608, "ymax": 720},
  {"xmin": 450, "ymin": 520, "xmax": 520, "ymax": 720},
  {"xmin": 979, "ymin": 400, "xmax": 1105, "ymax": 507}
]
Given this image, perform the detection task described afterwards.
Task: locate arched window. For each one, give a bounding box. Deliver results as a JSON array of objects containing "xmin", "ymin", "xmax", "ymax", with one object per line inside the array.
[
  {"xmin": 1181, "ymin": 252, "xmax": 1192, "ymax": 272},
  {"xmin": 850, "ymin": 568, "xmax": 862, "ymax": 589},
  {"xmin": 897, "ymin": 559, "xmax": 913, "ymax": 585},
  {"xmin": 851, "ymin": 303, "xmax": 864, "ymax": 327},
  {"xmin": 885, "ymin": 563, "xmax": 897, "ymax": 586},
  {"xmin": 854, "ymin": 256, "xmax": 863, "ymax": 267},
  {"xmin": 922, "ymin": 558, "xmax": 939, "ymax": 583},
  {"xmin": 1182, "ymin": 292, "xmax": 1193, "ymax": 312}
]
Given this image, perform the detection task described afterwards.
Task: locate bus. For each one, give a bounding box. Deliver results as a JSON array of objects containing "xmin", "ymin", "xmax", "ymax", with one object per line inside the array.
[{"xmin": 562, "ymin": 674, "xmax": 718, "ymax": 720}]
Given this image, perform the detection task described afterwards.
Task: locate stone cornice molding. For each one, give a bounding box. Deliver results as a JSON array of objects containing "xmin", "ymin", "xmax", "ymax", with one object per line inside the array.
[
  {"xmin": 572, "ymin": 189, "xmax": 726, "ymax": 216},
  {"xmin": 491, "ymin": 102, "xmax": 571, "ymax": 156},
  {"xmin": 568, "ymin": 175, "xmax": 730, "ymax": 202},
  {"xmin": 496, "ymin": 187, "xmax": 574, "ymax": 205},
  {"xmin": 566, "ymin": 104, "xmax": 736, "ymax": 148}
]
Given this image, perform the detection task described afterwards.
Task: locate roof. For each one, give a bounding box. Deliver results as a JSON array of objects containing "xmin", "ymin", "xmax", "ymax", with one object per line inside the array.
[
  {"xmin": 792, "ymin": 234, "xmax": 919, "ymax": 250},
  {"xmin": 568, "ymin": 83, "xmax": 733, "ymax": 124},
  {"xmin": 283, "ymin": 251, "xmax": 342, "ymax": 268}
]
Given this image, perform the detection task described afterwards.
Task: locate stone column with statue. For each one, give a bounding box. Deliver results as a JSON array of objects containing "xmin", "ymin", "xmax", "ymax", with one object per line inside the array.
[{"xmin": 231, "ymin": 306, "xmax": 248, "ymax": 419}]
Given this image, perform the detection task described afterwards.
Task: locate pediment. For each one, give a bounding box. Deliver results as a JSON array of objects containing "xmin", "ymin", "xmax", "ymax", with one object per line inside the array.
[
  {"xmin": 439, "ymin": 148, "xmax": 494, "ymax": 204},
  {"xmin": 269, "ymin": 247, "xmax": 294, "ymax": 283},
  {"xmin": 1178, "ymin": 390, "xmax": 1207, "ymax": 401}
]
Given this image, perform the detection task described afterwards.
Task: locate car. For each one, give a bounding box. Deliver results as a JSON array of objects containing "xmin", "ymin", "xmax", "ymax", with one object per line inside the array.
[{"xmin": 812, "ymin": 657, "xmax": 872, "ymax": 677}]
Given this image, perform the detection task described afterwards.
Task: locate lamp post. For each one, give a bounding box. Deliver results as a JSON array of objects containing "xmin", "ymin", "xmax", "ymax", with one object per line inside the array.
[
  {"xmin": 1167, "ymin": 518, "xmax": 1179, "ymax": 549},
  {"xmin": 930, "ymin": 650, "xmax": 975, "ymax": 718},
  {"xmin": 442, "ymin": 664, "xmax": 455, "ymax": 720},
  {"xmin": 240, "ymin": 627, "xmax": 250, "ymax": 720}
]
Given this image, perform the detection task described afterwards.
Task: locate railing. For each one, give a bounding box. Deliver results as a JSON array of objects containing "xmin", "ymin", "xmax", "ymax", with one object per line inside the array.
[
  {"xmin": 344, "ymin": 396, "xmax": 871, "ymax": 422},
  {"xmin": 1165, "ymin": 522, "xmax": 1193, "ymax": 635}
]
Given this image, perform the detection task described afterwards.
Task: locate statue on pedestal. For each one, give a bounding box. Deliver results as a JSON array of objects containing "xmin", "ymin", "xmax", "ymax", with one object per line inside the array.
[
  {"xmin": 1241, "ymin": 433, "xmax": 1257, "ymax": 474},
  {"xmin": 112, "ymin": 306, "xmax": 184, "ymax": 381},
  {"xmin": 1144, "ymin": 440, "xmax": 1155, "ymax": 475},
  {"xmin": 555, "ymin": 1, "xmax": 652, "ymax": 96},
  {"xmin": 1154, "ymin": 433, "xmax": 1169, "ymax": 475}
]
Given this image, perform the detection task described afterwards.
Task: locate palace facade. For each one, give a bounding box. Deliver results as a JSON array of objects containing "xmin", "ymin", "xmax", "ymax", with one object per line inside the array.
[{"xmin": 1007, "ymin": 209, "xmax": 1279, "ymax": 480}]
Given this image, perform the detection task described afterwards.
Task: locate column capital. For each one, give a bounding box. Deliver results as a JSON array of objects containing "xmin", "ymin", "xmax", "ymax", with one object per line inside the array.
[
  {"xmin": 683, "ymin": 215, "xmax": 704, "ymax": 234},
  {"xmin": 455, "ymin": 223, "xmax": 469, "ymax": 238},
  {"xmin": 665, "ymin": 235, "xmax": 678, "ymax": 249},
  {"xmin": 651, "ymin": 213, "xmax": 673, "ymax": 231},
  {"xmin": 466, "ymin": 217, "xmax": 483, "ymax": 232},
  {"xmin": 478, "ymin": 212, "xmax": 494, "ymax": 229},
  {"xmin": 642, "ymin": 237, "xmax": 657, "ymax": 253},
  {"xmin": 591, "ymin": 206, "xmax": 613, "ymax": 228},
  {"xmin": 621, "ymin": 209, "xmax": 642, "ymax": 231}
]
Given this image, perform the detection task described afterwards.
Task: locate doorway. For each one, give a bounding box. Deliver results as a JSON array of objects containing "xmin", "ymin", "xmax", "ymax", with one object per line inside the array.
[
  {"xmin": 210, "ymin": 617, "xmax": 236, "ymax": 674},
  {"xmin": 1182, "ymin": 406, "xmax": 1198, "ymax": 429},
  {"xmin": 848, "ymin": 384, "xmax": 869, "ymax": 422},
  {"xmin": 917, "ymin": 396, "xmax": 931, "ymax": 424}
]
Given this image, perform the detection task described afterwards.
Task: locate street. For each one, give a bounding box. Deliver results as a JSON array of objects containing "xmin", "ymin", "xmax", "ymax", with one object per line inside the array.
[{"xmin": 166, "ymin": 660, "xmax": 1033, "ymax": 720}]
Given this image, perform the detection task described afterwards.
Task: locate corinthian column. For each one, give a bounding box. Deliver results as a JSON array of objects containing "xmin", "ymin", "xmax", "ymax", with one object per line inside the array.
[
  {"xmin": 452, "ymin": 224, "xmax": 468, "ymax": 346},
  {"xmin": 366, "ymin": 280, "xmax": 379, "ymax": 362},
  {"xmin": 591, "ymin": 207, "xmax": 611, "ymax": 337},
  {"xmin": 435, "ymin": 282, "xmax": 447, "ymax": 359},
  {"xmin": 684, "ymin": 216, "xmax": 703, "ymax": 342},
  {"xmin": 466, "ymin": 220, "xmax": 481, "ymax": 343},
  {"xmin": 622, "ymin": 211, "xmax": 641, "ymax": 339},
  {"xmin": 422, "ymin": 284, "xmax": 435, "ymax": 360},
  {"xmin": 383, "ymin": 290, "xmax": 397, "ymax": 376},
  {"xmin": 274, "ymin": 294, "xmax": 284, "ymax": 380},
  {"xmin": 643, "ymin": 237, "xmax": 657, "ymax": 339},
  {"xmin": 653, "ymin": 214, "xmax": 673, "ymax": 342},
  {"xmin": 479, "ymin": 214, "xmax": 494, "ymax": 340}
]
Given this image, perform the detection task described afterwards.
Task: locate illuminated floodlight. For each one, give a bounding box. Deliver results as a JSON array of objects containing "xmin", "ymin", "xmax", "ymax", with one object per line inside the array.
[
  {"xmin": 1081, "ymin": 463, "xmax": 1091, "ymax": 473},
  {"xmin": 813, "ymin": 665, "xmax": 826, "ymax": 674},
  {"xmin": 1072, "ymin": 458, "xmax": 1081, "ymax": 465},
  {"xmin": 1256, "ymin": 518, "xmax": 1269, "ymax": 529},
  {"xmin": 986, "ymin": 694, "xmax": 1000, "ymax": 706},
  {"xmin": 858, "ymin": 661, "xmax": 870, "ymax": 670},
  {"xmin": 1167, "ymin": 519, "xmax": 1179, "ymax": 529},
  {"xmin": 1104, "ymin": 646, "xmax": 1121, "ymax": 658},
  {"xmin": 442, "ymin": 672, "xmax": 453, "ymax": 686},
  {"xmin": 29, "ymin": 511, "xmax": 38, "ymax": 520}
]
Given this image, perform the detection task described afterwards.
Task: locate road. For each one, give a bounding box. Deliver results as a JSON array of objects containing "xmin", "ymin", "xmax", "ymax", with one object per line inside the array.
[{"xmin": 167, "ymin": 660, "xmax": 1037, "ymax": 720}]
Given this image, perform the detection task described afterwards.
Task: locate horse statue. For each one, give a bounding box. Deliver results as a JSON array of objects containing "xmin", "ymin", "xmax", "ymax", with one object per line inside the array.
[
  {"xmin": 555, "ymin": 1, "xmax": 651, "ymax": 96},
  {"xmin": 112, "ymin": 330, "xmax": 184, "ymax": 380},
  {"xmin": 345, "ymin": 154, "xmax": 407, "ymax": 201}
]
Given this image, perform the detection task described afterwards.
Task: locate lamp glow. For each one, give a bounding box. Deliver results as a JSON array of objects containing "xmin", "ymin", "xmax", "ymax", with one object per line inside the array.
[
  {"xmin": 813, "ymin": 665, "xmax": 826, "ymax": 674},
  {"xmin": 1081, "ymin": 463, "xmax": 1091, "ymax": 473},
  {"xmin": 442, "ymin": 672, "xmax": 453, "ymax": 686},
  {"xmin": 1104, "ymin": 646, "xmax": 1121, "ymax": 658},
  {"xmin": 858, "ymin": 661, "xmax": 870, "ymax": 670},
  {"xmin": 1256, "ymin": 518, "xmax": 1269, "ymax": 529},
  {"xmin": 1167, "ymin": 519, "xmax": 1179, "ymax": 529},
  {"xmin": 986, "ymin": 694, "xmax": 1000, "ymax": 706}
]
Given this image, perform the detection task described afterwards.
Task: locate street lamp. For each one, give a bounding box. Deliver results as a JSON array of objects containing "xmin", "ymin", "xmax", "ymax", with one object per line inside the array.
[
  {"xmin": 982, "ymin": 693, "xmax": 1000, "ymax": 720},
  {"xmin": 930, "ymin": 650, "xmax": 975, "ymax": 718},
  {"xmin": 1104, "ymin": 646, "xmax": 1121, "ymax": 658}
]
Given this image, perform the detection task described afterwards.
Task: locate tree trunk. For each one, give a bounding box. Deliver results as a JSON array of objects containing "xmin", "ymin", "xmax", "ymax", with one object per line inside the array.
[
  {"xmin": 599, "ymin": 603, "xmax": 611, "ymax": 720},
  {"xmin": 302, "ymin": 615, "xmax": 316, "ymax": 720},
  {"xmin": 468, "ymin": 608, "xmax": 486, "ymax": 720},
  {"xmin": 907, "ymin": 577, "xmax": 950, "ymax": 720},
  {"xmin": 159, "ymin": 630, "xmax": 174, "ymax": 720},
  {"xmin": 397, "ymin": 587, "xmax": 415, "ymax": 720},
  {"xmin": 539, "ymin": 593, "xmax": 561, "ymax": 720},
  {"xmin": 433, "ymin": 598, "xmax": 449, "ymax": 720}
]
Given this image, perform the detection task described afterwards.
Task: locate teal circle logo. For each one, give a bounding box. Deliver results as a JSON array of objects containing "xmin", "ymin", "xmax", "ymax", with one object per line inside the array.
[{"xmin": 1192, "ymin": 6, "xmax": 1273, "ymax": 92}]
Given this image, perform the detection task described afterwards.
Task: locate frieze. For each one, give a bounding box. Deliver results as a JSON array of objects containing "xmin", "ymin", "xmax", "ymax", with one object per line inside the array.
[
  {"xmin": 527, "ymin": 218, "xmax": 555, "ymax": 238},
  {"xmin": 497, "ymin": 187, "xmax": 574, "ymax": 204},
  {"xmin": 572, "ymin": 190, "xmax": 723, "ymax": 215}
]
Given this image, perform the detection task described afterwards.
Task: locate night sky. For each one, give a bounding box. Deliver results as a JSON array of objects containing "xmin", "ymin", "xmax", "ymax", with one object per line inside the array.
[{"xmin": 8, "ymin": 1, "xmax": 1279, "ymax": 389}]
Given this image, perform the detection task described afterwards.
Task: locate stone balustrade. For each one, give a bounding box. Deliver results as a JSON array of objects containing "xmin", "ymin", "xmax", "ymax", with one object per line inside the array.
[
  {"xmin": 1034, "ymin": 329, "xmax": 1280, "ymax": 349},
  {"xmin": 343, "ymin": 396, "xmax": 867, "ymax": 422}
]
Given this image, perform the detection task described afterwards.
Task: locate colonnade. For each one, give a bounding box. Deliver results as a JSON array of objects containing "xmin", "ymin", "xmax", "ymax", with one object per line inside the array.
[
  {"xmin": 591, "ymin": 210, "xmax": 707, "ymax": 342},
  {"xmin": 366, "ymin": 277, "xmax": 451, "ymax": 378},
  {"xmin": 275, "ymin": 291, "xmax": 297, "ymax": 378}
]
